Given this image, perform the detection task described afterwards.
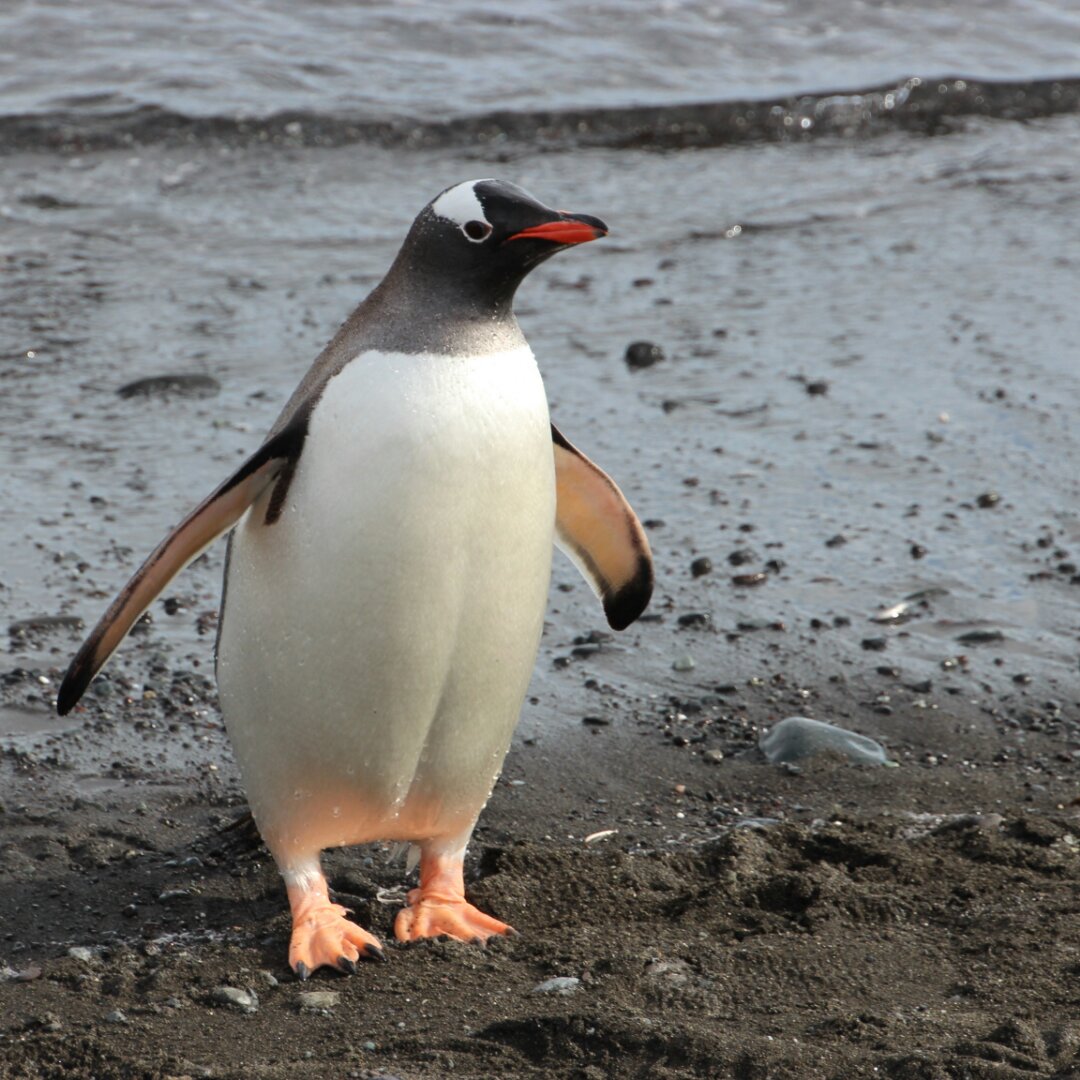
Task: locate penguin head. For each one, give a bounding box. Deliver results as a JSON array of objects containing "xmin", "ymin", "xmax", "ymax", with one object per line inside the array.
[{"xmin": 394, "ymin": 179, "xmax": 608, "ymax": 310}]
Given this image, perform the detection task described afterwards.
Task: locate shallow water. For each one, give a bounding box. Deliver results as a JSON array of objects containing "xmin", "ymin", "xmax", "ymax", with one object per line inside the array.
[{"xmin": 3, "ymin": 0, "xmax": 1080, "ymax": 123}]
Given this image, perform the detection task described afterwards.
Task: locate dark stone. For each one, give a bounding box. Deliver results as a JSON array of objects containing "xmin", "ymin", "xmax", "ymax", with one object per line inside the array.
[
  {"xmin": 690, "ymin": 556, "xmax": 713, "ymax": 577},
  {"xmin": 118, "ymin": 374, "xmax": 221, "ymax": 399},
  {"xmin": 624, "ymin": 341, "xmax": 665, "ymax": 370}
]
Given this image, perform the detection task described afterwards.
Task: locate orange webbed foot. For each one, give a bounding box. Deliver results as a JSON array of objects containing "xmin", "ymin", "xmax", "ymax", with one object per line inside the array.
[
  {"xmin": 394, "ymin": 893, "xmax": 514, "ymax": 943},
  {"xmin": 393, "ymin": 846, "xmax": 515, "ymax": 944},
  {"xmin": 287, "ymin": 883, "xmax": 385, "ymax": 979}
]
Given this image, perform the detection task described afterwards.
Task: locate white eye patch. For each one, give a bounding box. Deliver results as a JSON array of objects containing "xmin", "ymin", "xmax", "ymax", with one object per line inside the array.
[{"xmin": 430, "ymin": 179, "xmax": 494, "ymax": 240}]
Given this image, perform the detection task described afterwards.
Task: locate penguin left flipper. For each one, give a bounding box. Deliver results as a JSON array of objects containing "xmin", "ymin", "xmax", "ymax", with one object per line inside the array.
[
  {"xmin": 552, "ymin": 423, "xmax": 654, "ymax": 631},
  {"xmin": 56, "ymin": 421, "xmax": 306, "ymax": 716}
]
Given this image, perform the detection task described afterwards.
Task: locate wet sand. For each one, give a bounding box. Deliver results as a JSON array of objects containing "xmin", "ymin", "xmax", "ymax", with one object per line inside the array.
[{"xmin": 3, "ymin": 113, "xmax": 1080, "ymax": 1077}]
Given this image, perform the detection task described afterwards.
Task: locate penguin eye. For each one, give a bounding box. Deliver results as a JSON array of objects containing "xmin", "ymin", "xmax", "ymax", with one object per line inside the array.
[{"xmin": 462, "ymin": 220, "xmax": 492, "ymax": 243}]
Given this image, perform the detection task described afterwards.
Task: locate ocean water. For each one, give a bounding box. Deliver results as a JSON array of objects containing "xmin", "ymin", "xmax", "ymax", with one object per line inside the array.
[{"xmin": 1, "ymin": 0, "xmax": 1078, "ymax": 131}]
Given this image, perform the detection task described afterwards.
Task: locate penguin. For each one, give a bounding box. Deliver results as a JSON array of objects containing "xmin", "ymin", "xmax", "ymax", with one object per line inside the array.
[{"xmin": 57, "ymin": 179, "xmax": 653, "ymax": 978}]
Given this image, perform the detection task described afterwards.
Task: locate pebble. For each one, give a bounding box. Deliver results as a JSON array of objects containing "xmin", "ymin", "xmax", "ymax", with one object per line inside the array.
[
  {"xmin": 532, "ymin": 976, "xmax": 580, "ymax": 995},
  {"xmin": 677, "ymin": 612, "xmax": 711, "ymax": 628},
  {"xmin": 690, "ymin": 556, "xmax": 713, "ymax": 577},
  {"xmin": 672, "ymin": 655, "xmax": 696, "ymax": 672},
  {"xmin": 955, "ymin": 629, "xmax": 1005, "ymax": 645},
  {"xmin": 209, "ymin": 986, "xmax": 259, "ymax": 1014},
  {"xmin": 759, "ymin": 716, "xmax": 894, "ymax": 767},
  {"xmin": 297, "ymin": 990, "xmax": 340, "ymax": 1011},
  {"xmin": 8, "ymin": 614, "xmax": 84, "ymax": 637},
  {"xmin": 731, "ymin": 572, "xmax": 767, "ymax": 588},
  {"xmin": 976, "ymin": 491, "xmax": 1001, "ymax": 509},
  {"xmin": 582, "ymin": 715, "xmax": 610, "ymax": 726},
  {"xmin": 103, "ymin": 1009, "xmax": 129, "ymax": 1025},
  {"xmin": 861, "ymin": 637, "xmax": 888, "ymax": 651},
  {"xmin": 624, "ymin": 341, "xmax": 665, "ymax": 370},
  {"xmin": 117, "ymin": 373, "xmax": 221, "ymax": 399},
  {"xmin": 67, "ymin": 946, "xmax": 96, "ymax": 963},
  {"xmin": 702, "ymin": 749, "xmax": 725, "ymax": 764}
]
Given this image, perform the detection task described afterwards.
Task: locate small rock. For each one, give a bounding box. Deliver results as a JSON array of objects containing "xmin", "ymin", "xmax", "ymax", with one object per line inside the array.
[
  {"xmin": 8, "ymin": 614, "xmax": 84, "ymax": 638},
  {"xmin": 861, "ymin": 637, "xmax": 888, "ymax": 651},
  {"xmin": 582, "ymin": 715, "xmax": 610, "ymax": 726},
  {"xmin": 702, "ymin": 749, "xmax": 725, "ymax": 764},
  {"xmin": 731, "ymin": 573, "xmax": 767, "ymax": 588},
  {"xmin": 728, "ymin": 547, "xmax": 757, "ymax": 566},
  {"xmin": 624, "ymin": 341, "xmax": 665, "ymax": 370},
  {"xmin": 825, "ymin": 534, "xmax": 847, "ymax": 548},
  {"xmin": 103, "ymin": 1009, "xmax": 129, "ymax": 1025},
  {"xmin": 910, "ymin": 543, "xmax": 928, "ymax": 559},
  {"xmin": 955, "ymin": 629, "xmax": 1005, "ymax": 645},
  {"xmin": 672, "ymin": 655, "xmax": 696, "ymax": 672},
  {"xmin": 975, "ymin": 491, "xmax": 1000, "ymax": 509},
  {"xmin": 677, "ymin": 612, "xmax": 711, "ymax": 628},
  {"xmin": 67, "ymin": 946, "xmax": 96, "ymax": 963},
  {"xmin": 532, "ymin": 976, "xmax": 580, "ymax": 995},
  {"xmin": 209, "ymin": 986, "xmax": 258, "ymax": 1014},
  {"xmin": 804, "ymin": 379, "xmax": 829, "ymax": 396},
  {"xmin": 760, "ymin": 716, "xmax": 893, "ymax": 767},
  {"xmin": 690, "ymin": 556, "xmax": 713, "ymax": 577},
  {"xmin": 644, "ymin": 959, "xmax": 691, "ymax": 985},
  {"xmin": 117, "ymin": 374, "xmax": 221, "ymax": 399},
  {"xmin": 297, "ymin": 990, "xmax": 340, "ymax": 1012}
]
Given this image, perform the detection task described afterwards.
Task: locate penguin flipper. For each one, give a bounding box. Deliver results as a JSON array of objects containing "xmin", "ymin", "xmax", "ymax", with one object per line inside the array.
[
  {"xmin": 552, "ymin": 423, "xmax": 653, "ymax": 630},
  {"xmin": 56, "ymin": 424, "xmax": 305, "ymax": 715}
]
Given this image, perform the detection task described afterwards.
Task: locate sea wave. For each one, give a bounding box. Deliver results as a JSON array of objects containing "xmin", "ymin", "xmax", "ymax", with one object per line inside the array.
[{"xmin": 2, "ymin": 76, "xmax": 1078, "ymax": 155}]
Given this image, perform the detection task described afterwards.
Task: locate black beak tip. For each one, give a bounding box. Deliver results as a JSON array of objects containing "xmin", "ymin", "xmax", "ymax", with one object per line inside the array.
[{"xmin": 572, "ymin": 212, "xmax": 608, "ymax": 236}]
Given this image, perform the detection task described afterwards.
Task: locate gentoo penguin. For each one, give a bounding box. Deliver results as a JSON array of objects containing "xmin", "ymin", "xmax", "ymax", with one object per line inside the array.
[{"xmin": 58, "ymin": 179, "xmax": 653, "ymax": 978}]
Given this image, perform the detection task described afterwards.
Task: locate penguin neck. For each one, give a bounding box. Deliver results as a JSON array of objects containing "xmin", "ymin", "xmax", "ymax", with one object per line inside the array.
[{"xmin": 364, "ymin": 259, "xmax": 527, "ymax": 357}]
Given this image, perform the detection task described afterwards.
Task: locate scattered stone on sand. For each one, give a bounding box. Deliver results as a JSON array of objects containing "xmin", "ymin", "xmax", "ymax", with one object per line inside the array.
[
  {"xmin": 690, "ymin": 556, "xmax": 713, "ymax": 577},
  {"xmin": 728, "ymin": 547, "xmax": 757, "ymax": 566},
  {"xmin": 8, "ymin": 614, "xmax": 84, "ymax": 638},
  {"xmin": 117, "ymin": 374, "xmax": 221, "ymax": 399},
  {"xmin": 759, "ymin": 716, "xmax": 893, "ymax": 767},
  {"xmin": 955, "ymin": 629, "xmax": 1005, "ymax": 645},
  {"xmin": 731, "ymin": 572, "xmax": 767, "ymax": 588},
  {"xmin": 703, "ymin": 749, "xmax": 725, "ymax": 764},
  {"xmin": 103, "ymin": 1009, "xmax": 129, "ymax": 1025},
  {"xmin": 297, "ymin": 990, "xmax": 340, "ymax": 1012},
  {"xmin": 861, "ymin": 637, "xmax": 888, "ymax": 651},
  {"xmin": 67, "ymin": 946, "xmax": 96, "ymax": 963},
  {"xmin": 624, "ymin": 341, "xmax": 665, "ymax": 370},
  {"xmin": 825, "ymin": 533, "xmax": 848, "ymax": 548},
  {"xmin": 582, "ymin": 715, "xmax": 610, "ymax": 726},
  {"xmin": 672, "ymin": 654, "xmax": 696, "ymax": 672},
  {"xmin": 976, "ymin": 491, "xmax": 1001, "ymax": 508},
  {"xmin": 209, "ymin": 986, "xmax": 259, "ymax": 1014},
  {"xmin": 645, "ymin": 959, "xmax": 692, "ymax": 986},
  {"xmin": 532, "ymin": 976, "xmax": 580, "ymax": 995},
  {"xmin": 677, "ymin": 612, "xmax": 710, "ymax": 628}
]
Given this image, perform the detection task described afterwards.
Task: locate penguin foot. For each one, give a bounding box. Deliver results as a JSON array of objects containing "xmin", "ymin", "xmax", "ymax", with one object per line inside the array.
[
  {"xmin": 287, "ymin": 884, "xmax": 384, "ymax": 978},
  {"xmin": 394, "ymin": 894, "xmax": 514, "ymax": 944}
]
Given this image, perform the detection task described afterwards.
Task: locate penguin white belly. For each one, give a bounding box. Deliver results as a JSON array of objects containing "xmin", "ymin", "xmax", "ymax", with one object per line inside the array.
[{"xmin": 216, "ymin": 345, "xmax": 554, "ymax": 867}]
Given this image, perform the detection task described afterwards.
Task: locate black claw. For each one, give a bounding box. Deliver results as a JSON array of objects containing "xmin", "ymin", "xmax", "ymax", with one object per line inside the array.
[
  {"xmin": 365, "ymin": 943, "xmax": 387, "ymax": 963},
  {"xmin": 337, "ymin": 956, "xmax": 357, "ymax": 975},
  {"xmin": 294, "ymin": 961, "xmax": 310, "ymax": 981}
]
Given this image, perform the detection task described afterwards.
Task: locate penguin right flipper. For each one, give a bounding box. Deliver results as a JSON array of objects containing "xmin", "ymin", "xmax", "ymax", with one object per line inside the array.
[
  {"xmin": 552, "ymin": 424, "xmax": 653, "ymax": 631},
  {"xmin": 56, "ymin": 423, "xmax": 306, "ymax": 716}
]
